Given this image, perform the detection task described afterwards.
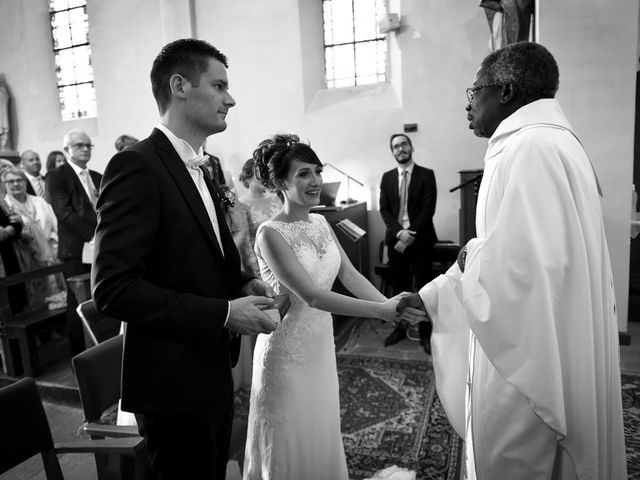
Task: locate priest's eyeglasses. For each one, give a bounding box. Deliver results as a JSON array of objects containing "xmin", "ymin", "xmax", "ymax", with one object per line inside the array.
[{"xmin": 465, "ymin": 83, "xmax": 505, "ymax": 103}]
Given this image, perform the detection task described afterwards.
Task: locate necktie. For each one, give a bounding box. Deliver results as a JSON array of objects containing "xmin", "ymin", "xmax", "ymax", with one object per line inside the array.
[
  {"xmin": 34, "ymin": 176, "xmax": 44, "ymax": 197},
  {"xmin": 398, "ymin": 170, "xmax": 408, "ymax": 225},
  {"xmin": 80, "ymin": 170, "xmax": 97, "ymax": 206}
]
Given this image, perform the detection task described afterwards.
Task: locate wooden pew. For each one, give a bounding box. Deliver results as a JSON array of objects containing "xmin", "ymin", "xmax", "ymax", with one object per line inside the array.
[{"xmin": 0, "ymin": 263, "xmax": 67, "ymax": 377}]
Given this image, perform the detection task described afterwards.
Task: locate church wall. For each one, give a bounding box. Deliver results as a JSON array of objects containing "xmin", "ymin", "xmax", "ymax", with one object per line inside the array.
[
  {"xmin": 0, "ymin": 0, "xmax": 636, "ymax": 329},
  {"xmin": 540, "ymin": 0, "xmax": 638, "ymax": 331}
]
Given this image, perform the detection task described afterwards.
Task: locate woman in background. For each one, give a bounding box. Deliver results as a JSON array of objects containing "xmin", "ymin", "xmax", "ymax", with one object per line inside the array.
[
  {"xmin": 238, "ymin": 158, "xmax": 282, "ymax": 248},
  {"xmin": 45, "ymin": 150, "xmax": 66, "ymax": 175},
  {"xmin": 3, "ymin": 168, "xmax": 63, "ymax": 309},
  {"xmin": 0, "ymin": 159, "xmax": 26, "ymax": 313}
]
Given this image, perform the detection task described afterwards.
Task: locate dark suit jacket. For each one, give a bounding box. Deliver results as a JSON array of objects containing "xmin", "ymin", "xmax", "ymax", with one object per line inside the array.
[
  {"xmin": 379, "ymin": 163, "xmax": 437, "ymax": 248},
  {"xmin": 92, "ymin": 128, "xmax": 245, "ymax": 415},
  {"xmin": 45, "ymin": 163, "xmax": 101, "ymax": 260},
  {"xmin": 25, "ymin": 179, "xmax": 35, "ymax": 196}
]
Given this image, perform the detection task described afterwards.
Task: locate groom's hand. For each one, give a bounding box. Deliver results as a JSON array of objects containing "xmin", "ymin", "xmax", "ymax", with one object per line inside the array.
[
  {"xmin": 227, "ymin": 296, "xmax": 277, "ymax": 335},
  {"xmin": 396, "ymin": 293, "xmax": 429, "ymax": 325}
]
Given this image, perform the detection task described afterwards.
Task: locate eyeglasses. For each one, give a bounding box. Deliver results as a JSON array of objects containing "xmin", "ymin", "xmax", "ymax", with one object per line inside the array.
[
  {"xmin": 4, "ymin": 179, "xmax": 26, "ymax": 185},
  {"xmin": 71, "ymin": 143, "xmax": 94, "ymax": 150},
  {"xmin": 465, "ymin": 83, "xmax": 505, "ymax": 103}
]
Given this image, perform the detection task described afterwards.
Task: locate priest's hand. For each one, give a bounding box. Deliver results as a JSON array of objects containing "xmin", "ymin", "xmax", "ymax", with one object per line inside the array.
[
  {"xmin": 392, "ymin": 292, "xmax": 429, "ymax": 325},
  {"xmin": 396, "ymin": 292, "xmax": 430, "ymax": 325}
]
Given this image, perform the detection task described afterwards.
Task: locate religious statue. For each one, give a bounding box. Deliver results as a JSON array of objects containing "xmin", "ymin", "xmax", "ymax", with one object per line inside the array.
[
  {"xmin": 0, "ymin": 81, "xmax": 12, "ymax": 152},
  {"xmin": 480, "ymin": 0, "xmax": 534, "ymax": 51}
]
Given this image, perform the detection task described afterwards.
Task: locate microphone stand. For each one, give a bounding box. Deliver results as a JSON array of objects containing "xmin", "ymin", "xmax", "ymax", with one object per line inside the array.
[
  {"xmin": 449, "ymin": 173, "xmax": 483, "ymax": 193},
  {"xmin": 323, "ymin": 162, "xmax": 365, "ymax": 204}
]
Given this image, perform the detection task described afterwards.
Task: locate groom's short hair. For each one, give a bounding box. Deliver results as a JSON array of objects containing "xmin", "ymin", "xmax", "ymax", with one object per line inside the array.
[{"xmin": 150, "ymin": 39, "xmax": 229, "ymax": 115}]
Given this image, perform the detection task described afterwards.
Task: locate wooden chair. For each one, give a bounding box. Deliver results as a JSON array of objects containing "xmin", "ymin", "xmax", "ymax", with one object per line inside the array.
[
  {"xmin": 0, "ymin": 263, "xmax": 67, "ymax": 377},
  {"xmin": 0, "ymin": 377, "xmax": 146, "ymax": 480},
  {"xmin": 76, "ymin": 300, "xmax": 121, "ymax": 348},
  {"xmin": 72, "ymin": 335, "xmax": 144, "ymax": 479},
  {"xmin": 72, "ymin": 332, "xmax": 247, "ymax": 475}
]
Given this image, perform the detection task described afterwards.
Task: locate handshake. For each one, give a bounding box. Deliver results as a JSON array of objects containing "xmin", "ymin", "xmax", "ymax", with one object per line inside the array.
[{"xmin": 393, "ymin": 292, "xmax": 430, "ymax": 326}]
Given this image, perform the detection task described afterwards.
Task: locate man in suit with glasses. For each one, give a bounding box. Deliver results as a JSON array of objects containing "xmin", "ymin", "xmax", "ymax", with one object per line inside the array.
[{"xmin": 46, "ymin": 129, "xmax": 101, "ymax": 355}]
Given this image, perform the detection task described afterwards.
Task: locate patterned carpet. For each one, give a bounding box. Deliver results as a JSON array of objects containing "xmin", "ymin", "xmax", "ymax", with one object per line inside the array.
[
  {"xmin": 233, "ymin": 365, "xmax": 639, "ymax": 479},
  {"xmin": 624, "ymin": 373, "xmax": 640, "ymax": 479},
  {"xmin": 337, "ymin": 354, "xmax": 462, "ymax": 480}
]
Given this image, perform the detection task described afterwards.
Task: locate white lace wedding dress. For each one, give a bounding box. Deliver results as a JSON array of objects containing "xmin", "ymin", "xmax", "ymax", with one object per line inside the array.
[{"xmin": 243, "ymin": 214, "xmax": 349, "ymax": 480}]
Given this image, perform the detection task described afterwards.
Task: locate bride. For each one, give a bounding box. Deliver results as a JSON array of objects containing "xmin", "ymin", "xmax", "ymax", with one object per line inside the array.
[{"xmin": 243, "ymin": 134, "xmax": 424, "ymax": 479}]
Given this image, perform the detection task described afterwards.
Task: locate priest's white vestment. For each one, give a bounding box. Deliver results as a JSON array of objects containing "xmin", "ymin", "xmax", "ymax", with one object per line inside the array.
[{"xmin": 419, "ymin": 99, "xmax": 627, "ymax": 480}]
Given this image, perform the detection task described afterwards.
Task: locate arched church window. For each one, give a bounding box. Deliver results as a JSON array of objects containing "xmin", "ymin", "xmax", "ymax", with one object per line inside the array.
[
  {"xmin": 322, "ymin": 0, "xmax": 387, "ymax": 88},
  {"xmin": 49, "ymin": 0, "xmax": 97, "ymax": 121}
]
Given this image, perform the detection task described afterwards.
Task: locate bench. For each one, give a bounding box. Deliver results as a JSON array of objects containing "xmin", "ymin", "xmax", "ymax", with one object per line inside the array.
[{"xmin": 0, "ymin": 263, "xmax": 67, "ymax": 377}]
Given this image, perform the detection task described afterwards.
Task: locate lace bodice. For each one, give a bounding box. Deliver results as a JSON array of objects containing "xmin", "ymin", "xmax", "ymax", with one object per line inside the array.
[{"xmin": 252, "ymin": 214, "xmax": 341, "ymax": 423}]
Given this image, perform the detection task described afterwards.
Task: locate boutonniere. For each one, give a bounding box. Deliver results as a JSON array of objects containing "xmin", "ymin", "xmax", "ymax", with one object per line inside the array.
[{"xmin": 218, "ymin": 184, "xmax": 236, "ymax": 209}]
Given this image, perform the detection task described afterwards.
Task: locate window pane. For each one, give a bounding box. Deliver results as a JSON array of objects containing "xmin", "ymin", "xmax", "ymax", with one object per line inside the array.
[
  {"xmin": 332, "ymin": 44, "xmax": 356, "ymax": 87},
  {"xmin": 59, "ymin": 83, "xmax": 96, "ymax": 121},
  {"xmin": 355, "ymin": 41, "xmax": 379, "ymax": 81},
  {"xmin": 67, "ymin": 0, "xmax": 85, "ymax": 8},
  {"xmin": 59, "ymin": 85, "xmax": 80, "ymax": 121},
  {"xmin": 323, "ymin": 1, "xmax": 334, "ymax": 45},
  {"xmin": 51, "ymin": 11, "xmax": 72, "ymax": 50},
  {"xmin": 76, "ymin": 82, "xmax": 97, "ymax": 117},
  {"xmin": 353, "ymin": 0, "xmax": 377, "ymax": 42},
  {"xmin": 68, "ymin": 7, "xmax": 88, "ymax": 45},
  {"xmin": 327, "ymin": 0, "xmax": 354, "ymax": 45},
  {"xmin": 325, "ymin": 46, "xmax": 336, "ymax": 84},
  {"xmin": 49, "ymin": 0, "xmax": 69, "ymax": 12},
  {"xmin": 55, "ymin": 45, "xmax": 93, "ymax": 85}
]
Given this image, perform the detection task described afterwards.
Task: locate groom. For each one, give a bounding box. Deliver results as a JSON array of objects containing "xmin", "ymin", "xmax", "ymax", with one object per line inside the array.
[{"xmin": 92, "ymin": 39, "xmax": 278, "ymax": 479}]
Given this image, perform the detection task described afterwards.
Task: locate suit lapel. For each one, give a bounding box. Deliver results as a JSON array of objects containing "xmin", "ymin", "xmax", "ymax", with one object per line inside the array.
[
  {"xmin": 151, "ymin": 130, "xmax": 225, "ymax": 261},
  {"xmin": 63, "ymin": 163, "xmax": 92, "ymax": 205},
  {"xmin": 389, "ymin": 169, "xmax": 399, "ymax": 215},
  {"xmin": 201, "ymin": 168, "xmax": 240, "ymax": 270}
]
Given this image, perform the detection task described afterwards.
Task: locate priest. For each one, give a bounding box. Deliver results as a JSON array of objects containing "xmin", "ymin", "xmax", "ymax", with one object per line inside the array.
[{"xmin": 399, "ymin": 41, "xmax": 627, "ymax": 479}]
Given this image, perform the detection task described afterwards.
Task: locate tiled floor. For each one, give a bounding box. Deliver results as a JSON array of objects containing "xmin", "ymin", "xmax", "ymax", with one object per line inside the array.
[{"xmin": 1, "ymin": 317, "xmax": 638, "ymax": 479}]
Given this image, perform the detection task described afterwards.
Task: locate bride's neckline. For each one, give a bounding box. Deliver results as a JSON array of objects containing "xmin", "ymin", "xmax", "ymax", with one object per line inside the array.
[{"xmin": 270, "ymin": 215, "xmax": 315, "ymax": 225}]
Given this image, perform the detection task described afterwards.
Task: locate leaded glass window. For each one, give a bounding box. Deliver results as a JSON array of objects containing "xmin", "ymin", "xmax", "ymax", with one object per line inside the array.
[
  {"xmin": 49, "ymin": 0, "xmax": 96, "ymax": 120},
  {"xmin": 323, "ymin": 0, "xmax": 387, "ymax": 88}
]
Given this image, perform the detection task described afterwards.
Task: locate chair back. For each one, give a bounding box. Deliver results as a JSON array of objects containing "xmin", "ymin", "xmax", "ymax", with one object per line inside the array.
[
  {"xmin": 0, "ymin": 378, "xmax": 63, "ymax": 478},
  {"xmin": 72, "ymin": 335, "xmax": 124, "ymax": 423},
  {"xmin": 76, "ymin": 300, "xmax": 121, "ymax": 347}
]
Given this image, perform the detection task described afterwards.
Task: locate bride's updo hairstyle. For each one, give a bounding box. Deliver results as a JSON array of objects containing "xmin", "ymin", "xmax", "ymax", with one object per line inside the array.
[{"xmin": 253, "ymin": 134, "xmax": 322, "ymax": 200}]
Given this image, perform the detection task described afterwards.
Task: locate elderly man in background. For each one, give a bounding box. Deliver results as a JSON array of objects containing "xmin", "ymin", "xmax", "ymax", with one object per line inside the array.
[
  {"xmin": 46, "ymin": 129, "xmax": 101, "ymax": 355},
  {"xmin": 20, "ymin": 149, "xmax": 46, "ymax": 198},
  {"xmin": 398, "ymin": 41, "xmax": 627, "ymax": 479}
]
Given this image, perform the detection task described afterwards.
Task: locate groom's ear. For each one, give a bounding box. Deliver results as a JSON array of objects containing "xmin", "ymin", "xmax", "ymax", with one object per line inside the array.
[{"xmin": 169, "ymin": 74, "xmax": 188, "ymax": 100}]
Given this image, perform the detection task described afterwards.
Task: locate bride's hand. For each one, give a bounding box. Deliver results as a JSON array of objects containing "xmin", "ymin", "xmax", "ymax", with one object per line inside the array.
[
  {"xmin": 389, "ymin": 292, "xmax": 429, "ymax": 325},
  {"xmin": 378, "ymin": 298, "xmax": 402, "ymax": 323}
]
